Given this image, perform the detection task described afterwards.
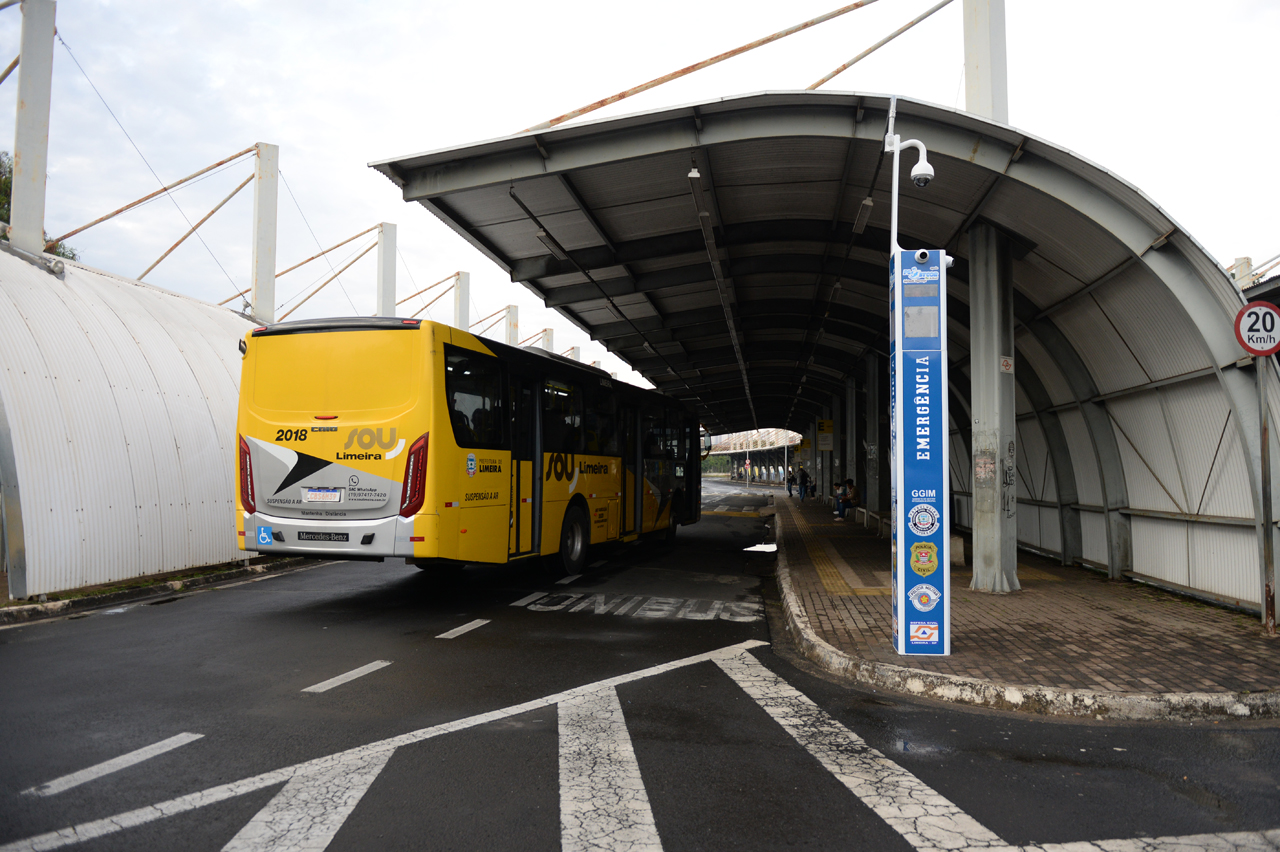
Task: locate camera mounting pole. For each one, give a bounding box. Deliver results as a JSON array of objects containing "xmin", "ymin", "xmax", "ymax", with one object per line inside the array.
[{"xmin": 884, "ymin": 97, "xmax": 955, "ymax": 656}]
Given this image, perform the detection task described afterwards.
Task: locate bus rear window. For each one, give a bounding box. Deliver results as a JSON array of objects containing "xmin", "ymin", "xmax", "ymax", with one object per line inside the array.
[
  {"xmin": 445, "ymin": 346, "xmax": 505, "ymax": 448},
  {"xmin": 253, "ymin": 330, "xmax": 418, "ymax": 411}
]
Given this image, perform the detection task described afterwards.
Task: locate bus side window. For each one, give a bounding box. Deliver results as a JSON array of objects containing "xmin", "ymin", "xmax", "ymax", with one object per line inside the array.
[
  {"xmin": 445, "ymin": 346, "xmax": 506, "ymax": 448},
  {"xmin": 543, "ymin": 380, "xmax": 582, "ymax": 454},
  {"xmin": 585, "ymin": 391, "xmax": 617, "ymax": 455},
  {"xmin": 642, "ymin": 411, "xmax": 664, "ymax": 459}
]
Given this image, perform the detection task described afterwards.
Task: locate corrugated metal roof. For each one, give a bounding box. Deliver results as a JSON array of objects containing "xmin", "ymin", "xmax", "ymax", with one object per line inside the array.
[{"xmin": 0, "ymin": 251, "xmax": 251, "ymax": 598}]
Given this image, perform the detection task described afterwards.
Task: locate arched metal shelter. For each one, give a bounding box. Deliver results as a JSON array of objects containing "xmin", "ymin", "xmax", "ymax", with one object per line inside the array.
[{"xmin": 371, "ymin": 91, "xmax": 1268, "ymax": 610}]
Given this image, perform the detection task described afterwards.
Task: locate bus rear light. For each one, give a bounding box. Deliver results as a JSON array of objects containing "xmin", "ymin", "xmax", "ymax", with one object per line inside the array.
[
  {"xmin": 399, "ymin": 433, "xmax": 428, "ymax": 518},
  {"xmin": 238, "ymin": 435, "xmax": 256, "ymax": 514}
]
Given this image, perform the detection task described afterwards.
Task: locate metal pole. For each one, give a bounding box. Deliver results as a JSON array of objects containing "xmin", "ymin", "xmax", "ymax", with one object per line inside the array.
[
  {"xmin": 375, "ymin": 222, "xmax": 397, "ymax": 317},
  {"xmin": 808, "ymin": 0, "xmax": 957, "ymax": 90},
  {"xmin": 1262, "ymin": 357, "xmax": 1276, "ymax": 635},
  {"xmin": 9, "ymin": 0, "xmax": 55, "ymax": 256},
  {"xmin": 250, "ymin": 143, "xmax": 279, "ymax": 323},
  {"xmin": 139, "ymin": 173, "xmax": 253, "ymax": 280},
  {"xmin": 523, "ymin": 0, "xmax": 882, "ymax": 132}
]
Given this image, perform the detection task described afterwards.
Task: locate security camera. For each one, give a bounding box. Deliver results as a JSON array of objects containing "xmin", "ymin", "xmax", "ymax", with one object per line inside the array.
[
  {"xmin": 915, "ymin": 249, "xmax": 930, "ymax": 264},
  {"xmin": 910, "ymin": 159, "xmax": 934, "ymax": 188}
]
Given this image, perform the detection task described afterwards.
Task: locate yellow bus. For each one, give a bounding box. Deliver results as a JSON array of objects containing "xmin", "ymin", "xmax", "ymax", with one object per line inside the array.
[{"xmin": 235, "ymin": 317, "xmax": 701, "ymax": 573}]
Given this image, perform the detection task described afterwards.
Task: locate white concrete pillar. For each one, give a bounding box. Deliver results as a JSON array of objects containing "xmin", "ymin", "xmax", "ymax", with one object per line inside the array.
[
  {"xmin": 504, "ymin": 305, "xmax": 519, "ymax": 345},
  {"xmin": 591, "ymin": 360, "xmax": 603, "ymax": 369},
  {"xmin": 969, "ymin": 222, "xmax": 1020, "ymax": 593},
  {"xmin": 250, "ymin": 143, "xmax": 279, "ymax": 323},
  {"xmin": 375, "ymin": 223, "xmax": 396, "ymax": 317},
  {"xmin": 542, "ymin": 328, "xmax": 554, "ymax": 352},
  {"xmin": 567, "ymin": 346, "xmax": 581, "ymax": 361},
  {"xmin": 962, "ymin": 0, "xmax": 1009, "ymax": 124},
  {"xmin": 453, "ymin": 271, "xmax": 470, "ymax": 330},
  {"xmin": 9, "ymin": 0, "xmax": 56, "ymax": 256}
]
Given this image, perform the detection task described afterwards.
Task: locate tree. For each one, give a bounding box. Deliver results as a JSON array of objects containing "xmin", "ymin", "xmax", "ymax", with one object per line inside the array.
[{"xmin": 0, "ymin": 151, "xmax": 78, "ymax": 260}]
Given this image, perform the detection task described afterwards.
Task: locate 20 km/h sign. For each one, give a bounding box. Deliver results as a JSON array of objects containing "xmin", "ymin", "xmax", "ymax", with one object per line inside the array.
[{"xmin": 1236, "ymin": 301, "xmax": 1280, "ymax": 357}]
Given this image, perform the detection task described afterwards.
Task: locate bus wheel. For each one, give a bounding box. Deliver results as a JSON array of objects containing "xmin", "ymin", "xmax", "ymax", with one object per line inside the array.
[
  {"xmin": 665, "ymin": 494, "xmax": 682, "ymax": 545},
  {"xmin": 558, "ymin": 506, "xmax": 590, "ymax": 575}
]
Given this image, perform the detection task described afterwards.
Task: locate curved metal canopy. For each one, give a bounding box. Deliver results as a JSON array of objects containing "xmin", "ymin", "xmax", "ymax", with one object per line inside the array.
[{"xmin": 372, "ymin": 91, "xmax": 1268, "ymax": 606}]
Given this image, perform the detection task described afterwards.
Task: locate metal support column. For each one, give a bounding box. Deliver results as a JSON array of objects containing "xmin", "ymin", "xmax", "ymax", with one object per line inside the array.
[
  {"xmin": 9, "ymin": 0, "xmax": 56, "ymax": 256},
  {"xmin": 969, "ymin": 222, "xmax": 1019, "ymax": 592},
  {"xmin": 865, "ymin": 355, "xmax": 881, "ymax": 512},
  {"xmin": 375, "ymin": 223, "xmax": 397, "ymax": 317},
  {"xmin": 962, "ymin": 0, "xmax": 1008, "ymax": 123},
  {"xmin": 846, "ymin": 376, "xmax": 858, "ymax": 501},
  {"xmin": 250, "ymin": 143, "xmax": 279, "ymax": 323},
  {"xmin": 453, "ymin": 271, "xmax": 470, "ymax": 330}
]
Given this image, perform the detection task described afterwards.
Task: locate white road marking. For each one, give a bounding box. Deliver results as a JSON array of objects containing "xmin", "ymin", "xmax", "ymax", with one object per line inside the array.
[
  {"xmin": 557, "ymin": 574, "xmax": 582, "ymax": 585},
  {"xmin": 714, "ymin": 650, "xmax": 1008, "ymax": 851},
  {"xmin": 301, "ymin": 660, "xmax": 392, "ymax": 693},
  {"xmin": 435, "ymin": 619, "xmax": 490, "ymax": 639},
  {"xmin": 221, "ymin": 748, "xmax": 394, "ymax": 852},
  {"xmin": 511, "ymin": 591, "xmax": 546, "ymax": 606},
  {"xmin": 4, "ymin": 640, "xmax": 1275, "ymax": 852},
  {"xmin": 560, "ymin": 687, "xmax": 662, "ymax": 852},
  {"xmin": 589, "ymin": 560, "xmax": 607, "ymax": 568},
  {"xmin": 0, "ymin": 641, "xmax": 765, "ymax": 852},
  {"xmin": 21, "ymin": 733, "xmax": 204, "ymax": 797}
]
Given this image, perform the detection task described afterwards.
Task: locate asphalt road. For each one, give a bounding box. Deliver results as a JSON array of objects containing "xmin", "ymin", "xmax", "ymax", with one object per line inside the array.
[{"xmin": 0, "ymin": 478, "xmax": 1277, "ymax": 851}]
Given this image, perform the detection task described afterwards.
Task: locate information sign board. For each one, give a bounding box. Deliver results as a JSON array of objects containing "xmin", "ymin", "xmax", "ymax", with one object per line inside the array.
[
  {"xmin": 890, "ymin": 248, "xmax": 952, "ymax": 656},
  {"xmin": 817, "ymin": 419, "xmax": 834, "ymax": 451}
]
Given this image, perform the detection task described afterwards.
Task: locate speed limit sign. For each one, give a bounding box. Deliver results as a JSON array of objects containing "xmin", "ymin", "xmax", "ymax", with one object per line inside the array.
[{"xmin": 1236, "ymin": 302, "xmax": 1280, "ymax": 357}]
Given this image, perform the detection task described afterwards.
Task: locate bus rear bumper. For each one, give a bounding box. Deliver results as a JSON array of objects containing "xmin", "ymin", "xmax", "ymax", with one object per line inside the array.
[{"xmin": 240, "ymin": 512, "xmax": 417, "ymax": 559}]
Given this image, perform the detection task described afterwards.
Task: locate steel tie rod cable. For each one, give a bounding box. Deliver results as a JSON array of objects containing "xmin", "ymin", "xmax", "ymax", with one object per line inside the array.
[
  {"xmin": 523, "ymin": 0, "xmax": 882, "ymax": 132},
  {"xmin": 808, "ymin": 0, "xmax": 957, "ymax": 89}
]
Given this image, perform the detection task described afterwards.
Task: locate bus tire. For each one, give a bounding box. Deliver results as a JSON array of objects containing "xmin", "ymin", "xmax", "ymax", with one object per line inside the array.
[
  {"xmin": 665, "ymin": 493, "xmax": 682, "ymax": 544},
  {"xmin": 558, "ymin": 505, "xmax": 590, "ymax": 575}
]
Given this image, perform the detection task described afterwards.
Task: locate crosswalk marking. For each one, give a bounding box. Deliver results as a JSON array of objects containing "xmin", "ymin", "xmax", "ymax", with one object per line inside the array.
[
  {"xmin": 221, "ymin": 749, "xmax": 394, "ymax": 852},
  {"xmin": 3, "ymin": 639, "xmax": 1275, "ymax": 852},
  {"xmin": 714, "ymin": 651, "xmax": 1005, "ymax": 852},
  {"xmin": 560, "ymin": 687, "xmax": 661, "ymax": 852},
  {"xmin": 21, "ymin": 733, "xmax": 204, "ymax": 797}
]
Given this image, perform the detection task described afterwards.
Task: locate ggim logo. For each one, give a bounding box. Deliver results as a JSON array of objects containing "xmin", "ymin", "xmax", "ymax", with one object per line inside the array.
[
  {"xmin": 344, "ymin": 428, "xmax": 397, "ymax": 451},
  {"xmin": 545, "ymin": 453, "xmax": 576, "ymax": 482}
]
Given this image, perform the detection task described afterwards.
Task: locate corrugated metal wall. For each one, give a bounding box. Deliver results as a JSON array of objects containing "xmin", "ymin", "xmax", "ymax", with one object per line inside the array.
[{"xmin": 0, "ymin": 253, "xmax": 251, "ymax": 598}]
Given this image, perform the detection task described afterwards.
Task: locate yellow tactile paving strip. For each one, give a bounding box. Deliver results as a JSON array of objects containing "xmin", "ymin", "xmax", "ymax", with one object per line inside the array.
[{"xmin": 780, "ymin": 501, "xmax": 855, "ymax": 596}]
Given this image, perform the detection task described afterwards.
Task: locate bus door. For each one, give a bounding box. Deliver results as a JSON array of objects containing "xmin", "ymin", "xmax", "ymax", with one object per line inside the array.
[
  {"xmin": 621, "ymin": 406, "xmax": 640, "ymax": 536},
  {"xmin": 510, "ymin": 380, "xmax": 536, "ymax": 556}
]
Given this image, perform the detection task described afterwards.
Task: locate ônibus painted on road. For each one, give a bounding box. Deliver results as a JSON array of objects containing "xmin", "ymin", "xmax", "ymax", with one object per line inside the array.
[{"xmin": 235, "ymin": 317, "xmax": 701, "ymax": 573}]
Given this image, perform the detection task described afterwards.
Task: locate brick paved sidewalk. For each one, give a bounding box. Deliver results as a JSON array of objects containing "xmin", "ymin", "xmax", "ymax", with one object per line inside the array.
[{"xmin": 775, "ymin": 496, "xmax": 1280, "ymax": 697}]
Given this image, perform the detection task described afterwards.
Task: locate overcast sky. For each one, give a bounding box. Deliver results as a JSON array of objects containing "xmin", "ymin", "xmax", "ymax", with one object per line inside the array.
[{"xmin": 0, "ymin": 0, "xmax": 1275, "ymax": 388}]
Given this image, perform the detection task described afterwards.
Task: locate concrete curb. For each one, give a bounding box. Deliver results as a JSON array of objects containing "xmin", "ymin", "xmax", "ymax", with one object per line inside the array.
[
  {"xmin": 0, "ymin": 557, "xmax": 315, "ymax": 625},
  {"xmin": 770, "ymin": 499, "xmax": 1280, "ymax": 721}
]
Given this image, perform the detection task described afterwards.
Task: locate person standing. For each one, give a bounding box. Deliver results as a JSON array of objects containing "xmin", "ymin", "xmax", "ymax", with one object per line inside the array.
[
  {"xmin": 786, "ymin": 467, "xmax": 796, "ymax": 497},
  {"xmin": 797, "ymin": 466, "xmax": 810, "ymax": 501}
]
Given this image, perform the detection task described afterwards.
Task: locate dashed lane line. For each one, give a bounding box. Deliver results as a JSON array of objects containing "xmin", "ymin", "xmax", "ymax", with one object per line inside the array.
[
  {"xmin": 21, "ymin": 733, "xmax": 204, "ymax": 797},
  {"xmin": 435, "ymin": 619, "xmax": 490, "ymax": 639},
  {"xmin": 556, "ymin": 574, "xmax": 582, "ymax": 585},
  {"xmin": 560, "ymin": 687, "xmax": 661, "ymax": 852},
  {"xmin": 300, "ymin": 660, "xmax": 392, "ymax": 693},
  {"xmin": 511, "ymin": 591, "xmax": 546, "ymax": 607},
  {"xmin": 589, "ymin": 560, "xmax": 607, "ymax": 569}
]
